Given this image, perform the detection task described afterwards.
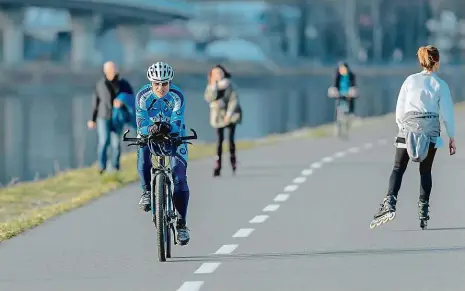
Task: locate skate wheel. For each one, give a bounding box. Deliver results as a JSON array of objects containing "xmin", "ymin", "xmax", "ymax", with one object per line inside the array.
[
  {"xmin": 388, "ymin": 212, "xmax": 396, "ymax": 220},
  {"xmin": 369, "ymin": 220, "xmax": 377, "ymax": 229},
  {"xmin": 381, "ymin": 215, "xmax": 389, "ymax": 224},
  {"xmin": 420, "ymin": 220, "xmax": 427, "ymax": 230}
]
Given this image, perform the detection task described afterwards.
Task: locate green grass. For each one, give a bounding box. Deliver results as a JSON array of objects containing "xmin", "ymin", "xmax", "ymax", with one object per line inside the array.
[{"xmin": 0, "ymin": 113, "xmax": 398, "ymax": 242}]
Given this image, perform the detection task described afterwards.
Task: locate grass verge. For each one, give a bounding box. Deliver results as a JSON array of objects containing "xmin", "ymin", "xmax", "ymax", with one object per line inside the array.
[{"xmin": 0, "ymin": 113, "xmax": 396, "ymax": 242}]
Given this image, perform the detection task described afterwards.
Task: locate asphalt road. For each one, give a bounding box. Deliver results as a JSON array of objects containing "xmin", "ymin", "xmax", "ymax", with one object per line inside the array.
[{"xmin": 1, "ymin": 115, "xmax": 465, "ymax": 291}]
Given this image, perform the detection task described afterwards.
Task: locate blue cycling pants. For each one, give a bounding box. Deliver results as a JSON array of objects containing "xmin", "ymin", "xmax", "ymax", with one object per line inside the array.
[{"xmin": 137, "ymin": 144, "xmax": 190, "ymax": 224}]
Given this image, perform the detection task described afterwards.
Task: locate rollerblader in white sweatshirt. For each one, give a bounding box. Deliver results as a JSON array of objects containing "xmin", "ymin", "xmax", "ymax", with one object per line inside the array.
[{"xmin": 370, "ymin": 45, "xmax": 456, "ymax": 230}]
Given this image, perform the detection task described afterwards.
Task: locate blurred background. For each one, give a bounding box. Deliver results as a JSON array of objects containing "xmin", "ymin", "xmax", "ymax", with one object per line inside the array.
[{"xmin": 1, "ymin": 0, "xmax": 465, "ymax": 185}]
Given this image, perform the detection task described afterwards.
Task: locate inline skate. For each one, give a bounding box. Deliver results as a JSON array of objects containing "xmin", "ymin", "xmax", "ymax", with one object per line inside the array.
[
  {"xmin": 418, "ymin": 200, "xmax": 429, "ymax": 230},
  {"xmin": 370, "ymin": 196, "xmax": 397, "ymax": 229}
]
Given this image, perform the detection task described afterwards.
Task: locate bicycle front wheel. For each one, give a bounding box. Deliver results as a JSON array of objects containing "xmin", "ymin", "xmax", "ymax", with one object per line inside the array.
[
  {"xmin": 155, "ymin": 173, "xmax": 166, "ymax": 262},
  {"xmin": 165, "ymin": 182, "xmax": 172, "ymax": 259}
]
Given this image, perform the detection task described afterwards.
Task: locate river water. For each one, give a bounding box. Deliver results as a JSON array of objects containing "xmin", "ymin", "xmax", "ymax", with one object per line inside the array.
[{"xmin": 1, "ymin": 67, "xmax": 464, "ymax": 185}]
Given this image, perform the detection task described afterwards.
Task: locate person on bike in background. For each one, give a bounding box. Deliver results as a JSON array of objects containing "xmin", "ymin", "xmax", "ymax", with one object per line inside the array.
[
  {"xmin": 135, "ymin": 61, "xmax": 190, "ymax": 245},
  {"xmin": 328, "ymin": 62, "xmax": 358, "ymax": 116}
]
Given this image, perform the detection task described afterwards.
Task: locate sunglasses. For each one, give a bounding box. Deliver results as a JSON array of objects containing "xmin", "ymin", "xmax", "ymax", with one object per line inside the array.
[{"xmin": 152, "ymin": 81, "xmax": 169, "ymax": 87}]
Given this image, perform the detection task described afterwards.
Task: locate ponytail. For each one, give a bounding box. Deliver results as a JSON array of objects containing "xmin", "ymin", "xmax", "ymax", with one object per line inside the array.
[{"xmin": 417, "ymin": 45, "xmax": 440, "ymax": 71}]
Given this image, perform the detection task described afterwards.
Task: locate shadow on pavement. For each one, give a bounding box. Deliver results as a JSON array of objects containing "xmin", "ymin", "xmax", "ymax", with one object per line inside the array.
[{"xmin": 167, "ymin": 245, "xmax": 465, "ymax": 263}]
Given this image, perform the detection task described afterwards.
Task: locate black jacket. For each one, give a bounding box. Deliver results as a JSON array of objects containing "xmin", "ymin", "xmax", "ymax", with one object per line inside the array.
[{"xmin": 91, "ymin": 75, "xmax": 134, "ymax": 122}]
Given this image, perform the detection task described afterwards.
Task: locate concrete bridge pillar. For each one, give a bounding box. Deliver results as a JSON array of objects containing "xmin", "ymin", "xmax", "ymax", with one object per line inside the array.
[
  {"xmin": 0, "ymin": 7, "xmax": 25, "ymax": 65},
  {"xmin": 69, "ymin": 11, "xmax": 99, "ymax": 70},
  {"xmin": 117, "ymin": 25, "xmax": 149, "ymax": 69}
]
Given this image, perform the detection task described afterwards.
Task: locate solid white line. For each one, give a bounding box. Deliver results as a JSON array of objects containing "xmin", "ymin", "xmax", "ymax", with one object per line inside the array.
[
  {"xmin": 194, "ymin": 263, "xmax": 221, "ymax": 274},
  {"xmin": 263, "ymin": 204, "xmax": 280, "ymax": 212},
  {"xmin": 215, "ymin": 244, "xmax": 238, "ymax": 255},
  {"xmin": 177, "ymin": 281, "xmax": 204, "ymax": 291},
  {"xmin": 310, "ymin": 162, "xmax": 322, "ymax": 168},
  {"xmin": 322, "ymin": 156, "xmax": 333, "ymax": 163},
  {"xmin": 274, "ymin": 194, "xmax": 290, "ymax": 202},
  {"xmin": 233, "ymin": 228, "xmax": 254, "ymax": 238},
  {"xmin": 284, "ymin": 184, "xmax": 298, "ymax": 192},
  {"xmin": 293, "ymin": 176, "xmax": 306, "ymax": 184},
  {"xmin": 334, "ymin": 151, "xmax": 346, "ymax": 158},
  {"xmin": 249, "ymin": 215, "xmax": 269, "ymax": 223},
  {"xmin": 301, "ymin": 169, "xmax": 313, "ymax": 176}
]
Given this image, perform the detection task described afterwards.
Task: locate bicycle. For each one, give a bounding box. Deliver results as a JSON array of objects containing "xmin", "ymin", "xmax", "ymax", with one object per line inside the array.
[
  {"xmin": 122, "ymin": 127, "xmax": 198, "ymax": 262},
  {"xmin": 327, "ymin": 86, "xmax": 358, "ymax": 139}
]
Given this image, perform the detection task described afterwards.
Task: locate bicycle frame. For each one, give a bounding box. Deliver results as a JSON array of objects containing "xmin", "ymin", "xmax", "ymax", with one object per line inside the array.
[{"xmin": 122, "ymin": 127, "xmax": 198, "ymax": 262}]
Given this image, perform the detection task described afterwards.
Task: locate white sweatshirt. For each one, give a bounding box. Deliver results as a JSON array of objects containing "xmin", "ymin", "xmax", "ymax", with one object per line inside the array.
[{"xmin": 395, "ymin": 70, "xmax": 455, "ymax": 147}]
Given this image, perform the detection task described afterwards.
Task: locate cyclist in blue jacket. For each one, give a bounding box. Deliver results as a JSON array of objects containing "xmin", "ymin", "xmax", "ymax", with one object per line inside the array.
[{"xmin": 135, "ymin": 61, "xmax": 190, "ymax": 245}]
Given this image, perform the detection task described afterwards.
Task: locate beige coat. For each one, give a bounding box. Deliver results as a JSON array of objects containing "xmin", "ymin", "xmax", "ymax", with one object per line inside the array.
[{"xmin": 204, "ymin": 79, "xmax": 242, "ymax": 128}]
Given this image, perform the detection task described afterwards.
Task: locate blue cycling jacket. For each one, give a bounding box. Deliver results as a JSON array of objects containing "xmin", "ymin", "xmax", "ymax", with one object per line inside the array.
[{"xmin": 135, "ymin": 83, "xmax": 188, "ymax": 163}]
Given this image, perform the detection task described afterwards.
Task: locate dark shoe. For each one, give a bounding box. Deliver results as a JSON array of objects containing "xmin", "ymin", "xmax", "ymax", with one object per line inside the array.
[
  {"xmin": 176, "ymin": 221, "xmax": 190, "ymax": 245},
  {"xmin": 139, "ymin": 191, "xmax": 151, "ymax": 212},
  {"xmin": 230, "ymin": 155, "xmax": 237, "ymax": 173},
  {"xmin": 213, "ymin": 156, "xmax": 221, "ymax": 177}
]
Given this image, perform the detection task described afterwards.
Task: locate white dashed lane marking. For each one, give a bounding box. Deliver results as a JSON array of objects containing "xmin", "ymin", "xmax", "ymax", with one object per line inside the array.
[
  {"xmin": 274, "ymin": 194, "xmax": 290, "ymax": 202},
  {"xmin": 322, "ymin": 156, "xmax": 334, "ymax": 163},
  {"xmin": 194, "ymin": 263, "xmax": 221, "ymax": 274},
  {"xmin": 334, "ymin": 151, "xmax": 346, "ymax": 158},
  {"xmin": 214, "ymin": 244, "xmax": 238, "ymax": 255},
  {"xmin": 233, "ymin": 228, "xmax": 254, "ymax": 238},
  {"xmin": 348, "ymin": 147, "xmax": 359, "ymax": 153},
  {"xmin": 293, "ymin": 176, "xmax": 306, "ymax": 184},
  {"xmin": 364, "ymin": 142, "xmax": 373, "ymax": 149},
  {"xmin": 301, "ymin": 169, "xmax": 313, "ymax": 176},
  {"xmin": 249, "ymin": 215, "xmax": 269, "ymax": 224},
  {"xmin": 284, "ymin": 184, "xmax": 299, "ymax": 192},
  {"xmin": 177, "ymin": 281, "xmax": 204, "ymax": 291},
  {"xmin": 263, "ymin": 204, "xmax": 280, "ymax": 212},
  {"xmin": 310, "ymin": 162, "xmax": 322, "ymax": 169},
  {"xmin": 178, "ymin": 138, "xmax": 388, "ymax": 291}
]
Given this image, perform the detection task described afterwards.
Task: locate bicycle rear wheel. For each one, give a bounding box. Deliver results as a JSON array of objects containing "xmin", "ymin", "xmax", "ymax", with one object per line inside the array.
[
  {"xmin": 336, "ymin": 109, "xmax": 349, "ymax": 139},
  {"xmin": 154, "ymin": 173, "xmax": 166, "ymax": 262}
]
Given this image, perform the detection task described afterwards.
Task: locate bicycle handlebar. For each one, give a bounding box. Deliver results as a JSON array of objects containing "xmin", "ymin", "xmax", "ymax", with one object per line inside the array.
[
  {"xmin": 328, "ymin": 86, "xmax": 358, "ymax": 98},
  {"xmin": 122, "ymin": 128, "xmax": 198, "ymax": 148}
]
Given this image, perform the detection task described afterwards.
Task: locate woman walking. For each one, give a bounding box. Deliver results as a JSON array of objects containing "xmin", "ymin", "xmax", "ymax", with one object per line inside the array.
[
  {"xmin": 370, "ymin": 45, "xmax": 456, "ymax": 230},
  {"xmin": 204, "ymin": 65, "xmax": 242, "ymax": 177}
]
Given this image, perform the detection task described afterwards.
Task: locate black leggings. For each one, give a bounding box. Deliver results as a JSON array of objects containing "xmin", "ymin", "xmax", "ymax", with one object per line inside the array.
[
  {"xmin": 216, "ymin": 124, "xmax": 236, "ymax": 162},
  {"xmin": 387, "ymin": 143, "xmax": 437, "ymax": 203}
]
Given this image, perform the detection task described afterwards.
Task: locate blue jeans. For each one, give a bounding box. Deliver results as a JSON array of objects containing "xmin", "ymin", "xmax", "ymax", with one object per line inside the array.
[{"xmin": 97, "ymin": 118, "xmax": 122, "ymax": 171}]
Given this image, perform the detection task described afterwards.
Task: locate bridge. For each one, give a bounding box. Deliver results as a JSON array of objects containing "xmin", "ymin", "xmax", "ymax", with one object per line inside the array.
[{"xmin": 0, "ymin": 0, "xmax": 193, "ymax": 68}]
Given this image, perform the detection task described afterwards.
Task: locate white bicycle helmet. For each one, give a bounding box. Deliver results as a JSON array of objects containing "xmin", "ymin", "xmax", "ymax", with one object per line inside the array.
[{"xmin": 147, "ymin": 61, "xmax": 174, "ymax": 82}]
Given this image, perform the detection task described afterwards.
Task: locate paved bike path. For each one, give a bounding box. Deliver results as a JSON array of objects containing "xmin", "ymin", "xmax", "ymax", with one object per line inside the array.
[
  {"xmin": 197, "ymin": 116, "xmax": 465, "ymax": 291},
  {"xmin": 2, "ymin": 114, "xmax": 464, "ymax": 291},
  {"xmin": 0, "ymin": 119, "xmax": 385, "ymax": 291}
]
